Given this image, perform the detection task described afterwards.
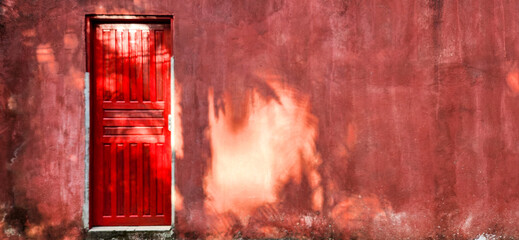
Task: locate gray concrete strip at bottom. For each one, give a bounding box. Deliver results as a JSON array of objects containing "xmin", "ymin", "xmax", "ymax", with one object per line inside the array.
[{"xmin": 89, "ymin": 226, "xmax": 172, "ymax": 232}]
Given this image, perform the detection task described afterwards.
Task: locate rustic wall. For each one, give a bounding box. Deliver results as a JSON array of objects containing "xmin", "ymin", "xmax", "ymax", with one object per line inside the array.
[{"xmin": 2, "ymin": 0, "xmax": 519, "ymax": 239}]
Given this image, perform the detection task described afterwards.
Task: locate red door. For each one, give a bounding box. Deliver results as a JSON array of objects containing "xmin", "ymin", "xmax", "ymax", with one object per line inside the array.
[{"xmin": 91, "ymin": 22, "xmax": 172, "ymax": 226}]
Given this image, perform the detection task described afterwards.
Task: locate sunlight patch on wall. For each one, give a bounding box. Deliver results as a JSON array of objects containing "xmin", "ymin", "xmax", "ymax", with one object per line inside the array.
[
  {"xmin": 36, "ymin": 43, "xmax": 58, "ymax": 74},
  {"xmin": 175, "ymin": 84, "xmax": 184, "ymax": 160},
  {"xmin": 506, "ymin": 71, "xmax": 519, "ymax": 95},
  {"xmin": 204, "ymin": 76, "xmax": 321, "ymax": 225}
]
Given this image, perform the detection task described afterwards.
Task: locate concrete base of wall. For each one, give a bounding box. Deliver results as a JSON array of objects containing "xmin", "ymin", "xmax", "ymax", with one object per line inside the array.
[{"xmin": 87, "ymin": 226, "xmax": 173, "ymax": 240}]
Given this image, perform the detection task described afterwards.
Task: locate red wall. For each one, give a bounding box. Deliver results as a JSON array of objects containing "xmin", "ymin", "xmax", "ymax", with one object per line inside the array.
[{"xmin": 2, "ymin": 0, "xmax": 519, "ymax": 239}]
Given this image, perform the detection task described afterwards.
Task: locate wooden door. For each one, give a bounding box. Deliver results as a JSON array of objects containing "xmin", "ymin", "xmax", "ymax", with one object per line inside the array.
[{"xmin": 91, "ymin": 22, "xmax": 171, "ymax": 226}]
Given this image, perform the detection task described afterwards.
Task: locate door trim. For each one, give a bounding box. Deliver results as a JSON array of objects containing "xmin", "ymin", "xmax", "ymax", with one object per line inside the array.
[{"xmin": 84, "ymin": 14, "xmax": 175, "ymax": 230}]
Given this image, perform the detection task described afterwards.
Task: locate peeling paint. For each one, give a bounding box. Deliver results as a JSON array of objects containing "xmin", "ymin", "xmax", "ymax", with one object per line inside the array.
[
  {"xmin": 475, "ymin": 233, "xmax": 499, "ymax": 240},
  {"xmin": 8, "ymin": 140, "xmax": 26, "ymax": 165}
]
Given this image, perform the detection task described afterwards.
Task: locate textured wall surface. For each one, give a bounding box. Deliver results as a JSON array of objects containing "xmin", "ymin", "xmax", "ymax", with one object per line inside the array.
[{"xmin": 2, "ymin": 0, "xmax": 519, "ymax": 239}]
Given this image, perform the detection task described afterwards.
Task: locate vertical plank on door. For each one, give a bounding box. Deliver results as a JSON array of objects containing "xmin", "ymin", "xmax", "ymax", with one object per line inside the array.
[
  {"xmin": 130, "ymin": 31, "xmax": 137, "ymax": 101},
  {"xmin": 149, "ymin": 30, "xmax": 156, "ymax": 102},
  {"xmin": 116, "ymin": 143, "xmax": 124, "ymax": 216},
  {"xmin": 103, "ymin": 144, "xmax": 111, "ymax": 216},
  {"xmin": 116, "ymin": 30, "xmax": 123, "ymax": 101},
  {"xmin": 143, "ymin": 31, "xmax": 150, "ymax": 101},
  {"xmin": 123, "ymin": 30, "xmax": 130, "ymax": 102},
  {"xmin": 130, "ymin": 143, "xmax": 138, "ymax": 215},
  {"xmin": 110, "ymin": 143, "xmax": 117, "ymax": 217},
  {"xmin": 155, "ymin": 31, "xmax": 163, "ymax": 101},
  {"xmin": 136, "ymin": 30, "xmax": 143, "ymax": 102},
  {"xmin": 156, "ymin": 143, "xmax": 164, "ymax": 215},
  {"xmin": 150, "ymin": 143, "xmax": 157, "ymax": 216},
  {"xmin": 103, "ymin": 31, "xmax": 110, "ymax": 101},
  {"xmin": 137, "ymin": 143, "xmax": 144, "ymax": 216},
  {"xmin": 143, "ymin": 143, "xmax": 150, "ymax": 215}
]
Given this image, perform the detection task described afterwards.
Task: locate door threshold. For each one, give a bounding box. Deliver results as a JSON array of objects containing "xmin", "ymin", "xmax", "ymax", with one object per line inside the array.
[
  {"xmin": 89, "ymin": 226, "xmax": 172, "ymax": 232},
  {"xmin": 87, "ymin": 226, "xmax": 173, "ymax": 240}
]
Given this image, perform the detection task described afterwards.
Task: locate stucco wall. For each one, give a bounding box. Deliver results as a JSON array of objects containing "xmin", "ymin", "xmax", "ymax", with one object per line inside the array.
[{"xmin": 2, "ymin": 0, "xmax": 519, "ymax": 239}]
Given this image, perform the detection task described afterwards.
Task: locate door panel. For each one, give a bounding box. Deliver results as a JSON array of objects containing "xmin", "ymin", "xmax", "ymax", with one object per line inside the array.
[{"xmin": 92, "ymin": 22, "xmax": 171, "ymax": 226}]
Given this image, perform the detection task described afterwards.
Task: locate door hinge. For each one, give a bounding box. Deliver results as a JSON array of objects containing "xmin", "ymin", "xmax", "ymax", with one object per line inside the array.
[{"xmin": 168, "ymin": 114, "xmax": 172, "ymax": 132}]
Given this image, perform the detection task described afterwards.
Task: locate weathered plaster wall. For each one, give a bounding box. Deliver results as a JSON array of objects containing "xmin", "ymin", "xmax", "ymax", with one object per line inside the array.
[{"xmin": 2, "ymin": 0, "xmax": 519, "ymax": 239}]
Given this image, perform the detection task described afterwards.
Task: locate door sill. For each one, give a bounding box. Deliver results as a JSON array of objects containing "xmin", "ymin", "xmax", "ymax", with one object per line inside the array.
[
  {"xmin": 87, "ymin": 226, "xmax": 173, "ymax": 240},
  {"xmin": 89, "ymin": 226, "xmax": 172, "ymax": 232}
]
